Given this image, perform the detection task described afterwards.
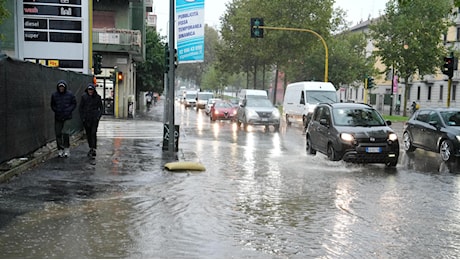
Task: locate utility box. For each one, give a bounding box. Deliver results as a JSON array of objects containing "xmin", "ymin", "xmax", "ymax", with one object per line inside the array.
[{"xmin": 162, "ymin": 124, "xmax": 179, "ymax": 152}]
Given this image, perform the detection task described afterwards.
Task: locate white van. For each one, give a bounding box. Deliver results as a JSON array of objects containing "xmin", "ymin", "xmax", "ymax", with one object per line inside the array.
[
  {"xmin": 283, "ymin": 81, "xmax": 337, "ymax": 127},
  {"xmin": 196, "ymin": 91, "xmax": 214, "ymax": 110},
  {"xmin": 238, "ymin": 89, "xmax": 268, "ymax": 102},
  {"xmin": 182, "ymin": 90, "xmax": 198, "ymax": 108}
]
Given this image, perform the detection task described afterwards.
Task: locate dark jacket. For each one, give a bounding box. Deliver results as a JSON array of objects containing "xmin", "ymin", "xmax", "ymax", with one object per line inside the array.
[
  {"xmin": 51, "ymin": 80, "xmax": 77, "ymax": 121},
  {"xmin": 79, "ymin": 85, "xmax": 103, "ymax": 122}
]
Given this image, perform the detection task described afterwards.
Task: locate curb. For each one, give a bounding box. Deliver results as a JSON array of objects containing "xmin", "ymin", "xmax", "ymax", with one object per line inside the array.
[{"xmin": 0, "ymin": 132, "xmax": 85, "ymax": 183}]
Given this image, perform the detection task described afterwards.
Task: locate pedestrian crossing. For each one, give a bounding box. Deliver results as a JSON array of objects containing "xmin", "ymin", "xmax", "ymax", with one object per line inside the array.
[{"xmin": 97, "ymin": 119, "xmax": 164, "ymax": 139}]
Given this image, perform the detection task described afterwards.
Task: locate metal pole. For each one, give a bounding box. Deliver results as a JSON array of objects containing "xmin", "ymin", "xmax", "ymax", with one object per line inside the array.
[
  {"xmin": 390, "ymin": 65, "xmax": 394, "ymax": 116},
  {"xmin": 167, "ymin": 0, "xmax": 176, "ymax": 156}
]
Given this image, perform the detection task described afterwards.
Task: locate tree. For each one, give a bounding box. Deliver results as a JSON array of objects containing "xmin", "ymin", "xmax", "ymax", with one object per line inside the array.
[
  {"xmin": 369, "ymin": 0, "xmax": 451, "ymax": 116},
  {"xmin": 0, "ymin": 0, "xmax": 8, "ymax": 25},
  {"xmin": 136, "ymin": 27, "xmax": 166, "ymax": 94}
]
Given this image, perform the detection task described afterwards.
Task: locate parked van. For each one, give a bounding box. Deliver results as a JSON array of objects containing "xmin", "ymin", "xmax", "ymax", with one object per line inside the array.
[{"xmin": 283, "ymin": 81, "xmax": 337, "ymax": 127}]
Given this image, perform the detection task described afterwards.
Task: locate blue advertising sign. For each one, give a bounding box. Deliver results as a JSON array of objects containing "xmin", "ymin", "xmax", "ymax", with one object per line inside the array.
[{"xmin": 176, "ymin": 0, "xmax": 204, "ymax": 63}]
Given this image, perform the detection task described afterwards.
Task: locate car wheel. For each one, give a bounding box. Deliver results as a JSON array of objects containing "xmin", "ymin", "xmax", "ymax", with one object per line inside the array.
[
  {"xmin": 274, "ymin": 124, "xmax": 280, "ymax": 132},
  {"xmin": 385, "ymin": 160, "xmax": 398, "ymax": 167},
  {"xmin": 327, "ymin": 143, "xmax": 340, "ymax": 161},
  {"xmin": 440, "ymin": 140, "xmax": 454, "ymax": 162},
  {"xmin": 286, "ymin": 114, "xmax": 291, "ymax": 126},
  {"xmin": 306, "ymin": 136, "xmax": 316, "ymax": 155},
  {"xmin": 403, "ymin": 132, "xmax": 416, "ymax": 152},
  {"xmin": 210, "ymin": 115, "xmax": 215, "ymax": 122}
]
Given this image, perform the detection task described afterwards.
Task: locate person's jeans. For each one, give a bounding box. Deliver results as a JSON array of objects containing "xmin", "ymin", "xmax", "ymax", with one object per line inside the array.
[{"xmin": 55, "ymin": 119, "xmax": 71, "ymax": 150}]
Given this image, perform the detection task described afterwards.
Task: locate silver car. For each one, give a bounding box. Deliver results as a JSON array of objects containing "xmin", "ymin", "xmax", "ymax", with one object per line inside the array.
[{"xmin": 236, "ymin": 98, "xmax": 280, "ymax": 131}]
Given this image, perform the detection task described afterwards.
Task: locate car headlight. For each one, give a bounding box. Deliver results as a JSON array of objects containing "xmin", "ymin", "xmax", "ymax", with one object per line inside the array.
[
  {"xmin": 456, "ymin": 135, "xmax": 460, "ymax": 142},
  {"xmin": 247, "ymin": 109, "xmax": 257, "ymax": 117},
  {"xmin": 389, "ymin": 133, "xmax": 398, "ymax": 141},
  {"xmin": 340, "ymin": 133, "xmax": 354, "ymax": 142},
  {"xmin": 272, "ymin": 109, "xmax": 280, "ymax": 118}
]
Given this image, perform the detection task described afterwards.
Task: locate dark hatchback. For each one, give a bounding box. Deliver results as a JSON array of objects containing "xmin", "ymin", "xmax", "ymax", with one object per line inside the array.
[
  {"xmin": 403, "ymin": 108, "xmax": 460, "ymax": 162},
  {"xmin": 306, "ymin": 103, "xmax": 399, "ymax": 166}
]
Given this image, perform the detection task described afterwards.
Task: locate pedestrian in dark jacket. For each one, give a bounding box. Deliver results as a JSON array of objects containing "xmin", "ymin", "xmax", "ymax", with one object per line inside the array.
[
  {"xmin": 79, "ymin": 83, "xmax": 103, "ymax": 157},
  {"xmin": 51, "ymin": 80, "xmax": 77, "ymax": 157}
]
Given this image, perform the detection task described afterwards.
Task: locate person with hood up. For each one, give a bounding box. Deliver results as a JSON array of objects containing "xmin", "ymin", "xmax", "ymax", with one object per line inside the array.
[
  {"xmin": 79, "ymin": 83, "xmax": 103, "ymax": 158},
  {"xmin": 50, "ymin": 80, "xmax": 77, "ymax": 157}
]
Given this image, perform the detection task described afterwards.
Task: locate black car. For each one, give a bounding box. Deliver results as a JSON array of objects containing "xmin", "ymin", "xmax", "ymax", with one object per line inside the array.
[
  {"xmin": 306, "ymin": 103, "xmax": 399, "ymax": 166},
  {"xmin": 403, "ymin": 107, "xmax": 460, "ymax": 162}
]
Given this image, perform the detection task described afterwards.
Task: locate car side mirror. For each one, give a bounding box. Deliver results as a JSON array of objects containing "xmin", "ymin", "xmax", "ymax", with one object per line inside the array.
[
  {"xmin": 386, "ymin": 120, "xmax": 392, "ymax": 126},
  {"xmin": 428, "ymin": 120, "xmax": 439, "ymax": 128},
  {"xmin": 319, "ymin": 118, "xmax": 328, "ymax": 126}
]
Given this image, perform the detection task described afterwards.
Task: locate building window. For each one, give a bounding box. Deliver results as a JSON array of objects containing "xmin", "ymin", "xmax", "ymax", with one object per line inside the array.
[
  {"xmin": 417, "ymin": 86, "xmax": 421, "ymax": 100},
  {"xmin": 440, "ymin": 85, "xmax": 443, "ymax": 100},
  {"xmin": 357, "ymin": 88, "xmax": 359, "ymax": 100},
  {"xmin": 453, "ymin": 85, "xmax": 457, "ymax": 101},
  {"xmin": 427, "ymin": 86, "xmax": 432, "ymax": 100}
]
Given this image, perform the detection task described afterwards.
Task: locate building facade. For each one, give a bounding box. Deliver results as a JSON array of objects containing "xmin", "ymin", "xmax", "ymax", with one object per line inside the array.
[{"xmin": 0, "ymin": 0, "xmax": 146, "ymax": 119}]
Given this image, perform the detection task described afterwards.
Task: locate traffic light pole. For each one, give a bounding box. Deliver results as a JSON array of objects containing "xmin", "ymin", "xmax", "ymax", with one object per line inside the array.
[
  {"xmin": 256, "ymin": 26, "xmax": 328, "ymax": 82},
  {"xmin": 447, "ymin": 78, "xmax": 452, "ymax": 108},
  {"xmin": 364, "ymin": 77, "xmax": 368, "ymax": 104}
]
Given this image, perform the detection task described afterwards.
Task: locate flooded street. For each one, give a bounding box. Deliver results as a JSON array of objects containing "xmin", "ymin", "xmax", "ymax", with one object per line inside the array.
[{"xmin": 1, "ymin": 100, "xmax": 460, "ymax": 258}]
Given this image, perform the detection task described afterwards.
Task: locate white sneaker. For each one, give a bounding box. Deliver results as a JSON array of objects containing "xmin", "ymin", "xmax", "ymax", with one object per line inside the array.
[
  {"xmin": 58, "ymin": 149, "xmax": 64, "ymax": 158},
  {"xmin": 64, "ymin": 148, "xmax": 70, "ymax": 157}
]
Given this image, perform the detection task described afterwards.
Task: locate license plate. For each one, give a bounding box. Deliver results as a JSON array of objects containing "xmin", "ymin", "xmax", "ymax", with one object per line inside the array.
[
  {"xmin": 261, "ymin": 118, "xmax": 268, "ymax": 121},
  {"xmin": 366, "ymin": 147, "xmax": 382, "ymax": 153}
]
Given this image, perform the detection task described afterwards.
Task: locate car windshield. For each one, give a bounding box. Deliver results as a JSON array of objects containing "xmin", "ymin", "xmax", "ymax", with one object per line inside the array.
[
  {"xmin": 245, "ymin": 98, "xmax": 273, "ymax": 107},
  {"xmin": 186, "ymin": 94, "xmax": 196, "ymax": 99},
  {"xmin": 333, "ymin": 107, "xmax": 386, "ymax": 126},
  {"xmin": 214, "ymin": 102, "xmax": 233, "ymax": 108},
  {"xmin": 441, "ymin": 111, "xmax": 460, "ymax": 126},
  {"xmin": 198, "ymin": 93, "xmax": 213, "ymax": 100},
  {"xmin": 306, "ymin": 91, "xmax": 337, "ymax": 103}
]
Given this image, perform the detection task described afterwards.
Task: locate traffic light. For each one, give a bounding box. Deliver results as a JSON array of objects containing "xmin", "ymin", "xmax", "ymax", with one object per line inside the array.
[
  {"xmin": 367, "ymin": 76, "xmax": 375, "ymax": 89},
  {"xmin": 110, "ymin": 71, "xmax": 116, "ymax": 82},
  {"xmin": 117, "ymin": 71, "xmax": 123, "ymax": 83},
  {"xmin": 93, "ymin": 53, "xmax": 102, "ymax": 75},
  {"xmin": 164, "ymin": 43, "xmax": 170, "ymax": 73},
  {"xmin": 250, "ymin": 18, "xmax": 264, "ymax": 38},
  {"xmin": 443, "ymin": 56, "xmax": 454, "ymax": 79}
]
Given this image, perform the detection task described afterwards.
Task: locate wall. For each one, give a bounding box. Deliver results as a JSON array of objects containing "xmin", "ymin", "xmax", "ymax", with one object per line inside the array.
[{"xmin": 0, "ymin": 56, "xmax": 93, "ymax": 164}]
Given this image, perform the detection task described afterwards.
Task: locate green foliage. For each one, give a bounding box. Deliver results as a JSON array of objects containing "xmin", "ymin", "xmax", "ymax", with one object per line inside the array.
[
  {"xmin": 135, "ymin": 27, "xmax": 166, "ymax": 94},
  {"xmin": 369, "ymin": 0, "xmax": 451, "ymax": 116},
  {"xmin": 0, "ymin": 0, "xmax": 9, "ymax": 25}
]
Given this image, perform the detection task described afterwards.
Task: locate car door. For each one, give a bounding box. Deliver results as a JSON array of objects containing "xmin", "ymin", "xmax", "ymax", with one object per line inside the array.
[
  {"xmin": 421, "ymin": 111, "xmax": 443, "ymax": 152},
  {"xmin": 313, "ymin": 106, "xmax": 331, "ymax": 153},
  {"xmin": 308, "ymin": 107, "xmax": 323, "ymax": 152},
  {"xmin": 410, "ymin": 110, "xmax": 430, "ymax": 146}
]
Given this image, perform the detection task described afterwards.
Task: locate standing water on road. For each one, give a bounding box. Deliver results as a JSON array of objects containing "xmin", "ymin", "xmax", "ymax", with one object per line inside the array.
[{"xmin": 1, "ymin": 101, "xmax": 460, "ymax": 258}]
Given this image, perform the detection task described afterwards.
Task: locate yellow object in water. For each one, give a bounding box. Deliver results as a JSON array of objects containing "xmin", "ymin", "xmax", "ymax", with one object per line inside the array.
[{"xmin": 164, "ymin": 161, "xmax": 206, "ymax": 171}]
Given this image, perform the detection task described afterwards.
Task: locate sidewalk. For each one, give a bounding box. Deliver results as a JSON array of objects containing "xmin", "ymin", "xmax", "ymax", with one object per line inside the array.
[{"xmin": 0, "ymin": 109, "xmax": 191, "ymax": 183}]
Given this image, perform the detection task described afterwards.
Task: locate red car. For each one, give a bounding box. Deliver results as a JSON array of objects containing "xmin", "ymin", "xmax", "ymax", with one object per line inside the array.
[{"xmin": 210, "ymin": 101, "xmax": 237, "ymax": 121}]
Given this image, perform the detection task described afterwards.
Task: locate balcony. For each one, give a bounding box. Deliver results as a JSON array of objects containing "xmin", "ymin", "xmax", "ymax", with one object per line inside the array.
[{"xmin": 92, "ymin": 28, "xmax": 142, "ymax": 60}]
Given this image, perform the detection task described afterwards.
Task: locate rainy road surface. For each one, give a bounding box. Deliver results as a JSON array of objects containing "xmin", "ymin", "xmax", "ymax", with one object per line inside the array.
[{"xmin": 1, "ymin": 100, "xmax": 460, "ymax": 258}]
